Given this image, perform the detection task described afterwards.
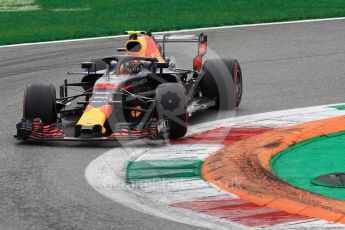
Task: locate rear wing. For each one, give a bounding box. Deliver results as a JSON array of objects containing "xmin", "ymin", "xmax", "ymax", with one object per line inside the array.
[
  {"xmin": 154, "ymin": 33, "xmax": 208, "ymax": 72},
  {"xmin": 123, "ymin": 31, "xmax": 207, "ymax": 72},
  {"xmin": 154, "ymin": 34, "xmax": 204, "ymax": 43}
]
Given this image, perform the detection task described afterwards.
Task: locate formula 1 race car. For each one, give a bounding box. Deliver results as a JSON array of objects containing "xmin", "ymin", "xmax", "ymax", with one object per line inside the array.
[{"xmin": 15, "ymin": 31, "xmax": 242, "ymax": 141}]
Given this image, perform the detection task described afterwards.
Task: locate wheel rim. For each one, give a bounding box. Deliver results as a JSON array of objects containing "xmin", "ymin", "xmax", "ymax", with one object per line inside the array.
[{"xmin": 233, "ymin": 61, "xmax": 242, "ymax": 104}]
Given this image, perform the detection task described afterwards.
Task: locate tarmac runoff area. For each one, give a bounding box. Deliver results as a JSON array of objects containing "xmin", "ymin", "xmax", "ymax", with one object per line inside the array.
[{"xmin": 87, "ymin": 104, "xmax": 345, "ymax": 229}]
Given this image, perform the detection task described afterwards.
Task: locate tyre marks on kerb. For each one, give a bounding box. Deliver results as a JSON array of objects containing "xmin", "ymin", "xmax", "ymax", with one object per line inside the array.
[
  {"xmin": 202, "ymin": 116, "xmax": 345, "ymax": 224},
  {"xmin": 86, "ymin": 104, "xmax": 345, "ymax": 229}
]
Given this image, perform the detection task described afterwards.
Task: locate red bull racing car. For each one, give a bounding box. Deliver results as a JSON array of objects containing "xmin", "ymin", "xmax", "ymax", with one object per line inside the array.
[{"xmin": 15, "ymin": 31, "xmax": 242, "ymax": 141}]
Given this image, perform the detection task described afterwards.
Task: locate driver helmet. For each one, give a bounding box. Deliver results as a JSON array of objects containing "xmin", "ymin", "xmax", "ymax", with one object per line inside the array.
[{"xmin": 120, "ymin": 60, "xmax": 142, "ymax": 75}]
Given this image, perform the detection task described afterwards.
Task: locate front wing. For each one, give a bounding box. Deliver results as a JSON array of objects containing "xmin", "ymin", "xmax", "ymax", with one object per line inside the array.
[{"xmin": 15, "ymin": 118, "xmax": 169, "ymax": 141}]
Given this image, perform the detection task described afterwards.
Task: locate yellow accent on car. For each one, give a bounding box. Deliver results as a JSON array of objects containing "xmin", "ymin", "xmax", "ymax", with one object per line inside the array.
[
  {"xmin": 77, "ymin": 108, "xmax": 107, "ymax": 134},
  {"xmin": 126, "ymin": 36, "xmax": 165, "ymax": 63},
  {"xmin": 131, "ymin": 105, "xmax": 142, "ymax": 118},
  {"xmin": 126, "ymin": 31, "xmax": 146, "ymax": 35}
]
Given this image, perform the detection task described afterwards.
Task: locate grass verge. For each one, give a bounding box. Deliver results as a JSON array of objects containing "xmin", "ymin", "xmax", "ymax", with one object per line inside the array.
[{"xmin": 0, "ymin": 0, "xmax": 345, "ymax": 45}]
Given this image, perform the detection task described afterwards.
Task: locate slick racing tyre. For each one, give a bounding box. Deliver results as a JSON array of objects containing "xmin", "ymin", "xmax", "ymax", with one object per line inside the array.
[
  {"xmin": 199, "ymin": 58, "xmax": 242, "ymax": 109},
  {"xmin": 155, "ymin": 83, "xmax": 188, "ymax": 139},
  {"xmin": 229, "ymin": 59, "xmax": 243, "ymax": 107},
  {"xmin": 23, "ymin": 84, "xmax": 57, "ymax": 125}
]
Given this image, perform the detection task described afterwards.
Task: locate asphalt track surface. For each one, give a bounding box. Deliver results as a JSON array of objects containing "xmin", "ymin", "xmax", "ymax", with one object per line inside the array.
[{"xmin": 0, "ymin": 19, "xmax": 344, "ymax": 230}]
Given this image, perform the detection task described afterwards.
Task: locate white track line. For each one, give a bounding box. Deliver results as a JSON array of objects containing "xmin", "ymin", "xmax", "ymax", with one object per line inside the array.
[{"xmin": 1, "ymin": 17, "xmax": 345, "ymax": 49}]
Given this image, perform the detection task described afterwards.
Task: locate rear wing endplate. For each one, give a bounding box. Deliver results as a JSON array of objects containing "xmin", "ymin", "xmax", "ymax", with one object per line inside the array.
[{"xmin": 154, "ymin": 33, "xmax": 207, "ymax": 71}]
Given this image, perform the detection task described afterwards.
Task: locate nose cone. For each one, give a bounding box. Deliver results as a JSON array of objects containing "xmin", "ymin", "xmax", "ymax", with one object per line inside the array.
[
  {"xmin": 75, "ymin": 106, "xmax": 111, "ymax": 137},
  {"xmin": 75, "ymin": 124, "xmax": 103, "ymax": 138}
]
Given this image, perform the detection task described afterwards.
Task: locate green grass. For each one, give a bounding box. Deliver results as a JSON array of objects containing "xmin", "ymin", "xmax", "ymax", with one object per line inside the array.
[
  {"xmin": 1, "ymin": 0, "xmax": 345, "ymax": 45},
  {"xmin": 271, "ymin": 131, "xmax": 345, "ymax": 200}
]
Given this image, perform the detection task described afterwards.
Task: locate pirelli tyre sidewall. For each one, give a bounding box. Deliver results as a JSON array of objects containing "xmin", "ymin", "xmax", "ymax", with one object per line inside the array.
[
  {"xmin": 23, "ymin": 84, "xmax": 57, "ymax": 125},
  {"xmin": 199, "ymin": 58, "xmax": 242, "ymax": 109},
  {"xmin": 155, "ymin": 83, "xmax": 188, "ymax": 139}
]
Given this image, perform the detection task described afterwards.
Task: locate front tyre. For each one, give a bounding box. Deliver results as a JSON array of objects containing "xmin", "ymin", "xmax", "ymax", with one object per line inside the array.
[
  {"xmin": 155, "ymin": 83, "xmax": 188, "ymax": 139},
  {"xmin": 23, "ymin": 84, "xmax": 57, "ymax": 125}
]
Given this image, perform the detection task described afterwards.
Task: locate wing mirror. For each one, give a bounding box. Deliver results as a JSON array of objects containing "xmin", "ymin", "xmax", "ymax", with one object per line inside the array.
[
  {"xmin": 81, "ymin": 62, "xmax": 95, "ymax": 75},
  {"xmin": 81, "ymin": 62, "xmax": 94, "ymax": 69},
  {"xmin": 155, "ymin": 62, "xmax": 169, "ymax": 68},
  {"xmin": 154, "ymin": 62, "xmax": 170, "ymax": 74}
]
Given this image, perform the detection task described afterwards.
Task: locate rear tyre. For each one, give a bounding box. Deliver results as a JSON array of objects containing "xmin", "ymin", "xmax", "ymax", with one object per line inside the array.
[
  {"xmin": 199, "ymin": 58, "xmax": 242, "ymax": 109},
  {"xmin": 155, "ymin": 83, "xmax": 187, "ymax": 139},
  {"xmin": 23, "ymin": 84, "xmax": 57, "ymax": 125},
  {"xmin": 229, "ymin": 59, "xmax": 243, "ymax": 107}
]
